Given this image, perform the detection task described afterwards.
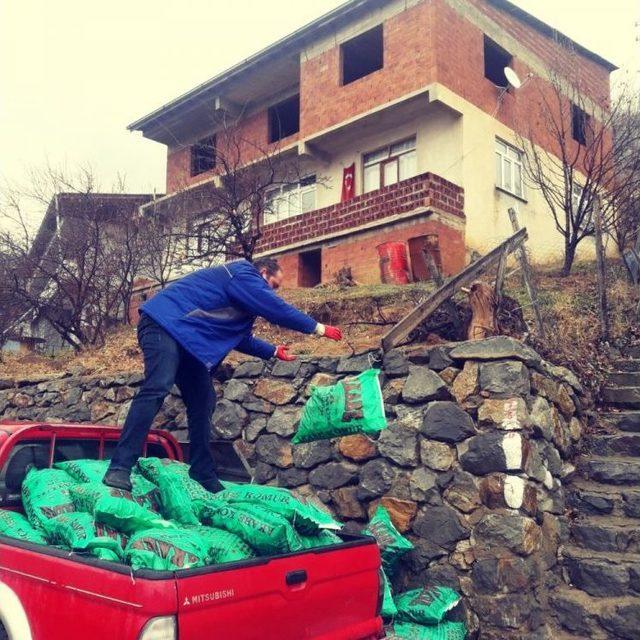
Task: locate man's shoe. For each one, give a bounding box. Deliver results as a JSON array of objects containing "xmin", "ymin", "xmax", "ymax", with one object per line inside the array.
[
  {"xmin": 195, "ymin": 476, "xmax": 225, "ymax": 494},
  {"xmin": 103, "ymin": 468, "xmax": 133, "ymax": 492}
]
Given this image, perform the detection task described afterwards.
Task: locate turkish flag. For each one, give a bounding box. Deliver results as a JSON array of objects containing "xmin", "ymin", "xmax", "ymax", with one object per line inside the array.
[{"xmin": 341, "ymin": 163, "xmax": 355, "ymax": 202}]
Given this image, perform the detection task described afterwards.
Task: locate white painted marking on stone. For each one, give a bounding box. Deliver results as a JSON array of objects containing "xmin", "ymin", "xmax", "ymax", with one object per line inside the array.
[
  {"xmin": 504, "ymin": 475, "xmax": 525, "ymax": 509},
  {"xmin": 501, "ymin": 399, "xmax": 521, "ymax": 430},
  {"xmin": 501, "ymin": 432, "xmax": 522, "ymax": 470}
]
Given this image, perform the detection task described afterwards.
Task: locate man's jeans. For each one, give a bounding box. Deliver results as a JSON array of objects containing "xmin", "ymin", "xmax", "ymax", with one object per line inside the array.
[{"xmin": 109, "ymin": 313, "xmax": 219, "ymax": 482}]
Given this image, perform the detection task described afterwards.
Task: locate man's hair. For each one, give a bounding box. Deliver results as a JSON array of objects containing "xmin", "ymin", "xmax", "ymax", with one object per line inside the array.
[{"xmin": 252, "ymin": 257, "xmax": 281, "ymax": 276}]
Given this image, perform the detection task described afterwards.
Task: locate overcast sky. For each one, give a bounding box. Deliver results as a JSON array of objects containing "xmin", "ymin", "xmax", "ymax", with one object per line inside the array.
[{"xmin": 1, "ymin": 0, "xmax": 638, "ymax": 224}]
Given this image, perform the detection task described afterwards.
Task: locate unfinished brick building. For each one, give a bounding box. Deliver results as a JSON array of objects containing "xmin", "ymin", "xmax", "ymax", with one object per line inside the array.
[{"xmin": 128, "ymin": 0, "xmax": 615, "ymax": 287}]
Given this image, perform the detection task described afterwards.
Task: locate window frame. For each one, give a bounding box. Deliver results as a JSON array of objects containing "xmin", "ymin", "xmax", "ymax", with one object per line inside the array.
[
  {"xmin": 263, "ymin": 175, "xmax": 317, "ymax": 224},
  {"xmin": 483, "ymin": 36, "xmax": 513, "ymax": 89},
  {"xmin": 190, "ymin": 135, "xmax": 216, "ymax": 177},
  {"xmin": 495, "ymin": 138, "xmax": 525, "ymax": 200},
  {"xmin": 571, "ymin": 103, "xmax": 590, "ymax": 146},
  {"xmin": 362, "ymin": 136, "xmax": 417, "ymax": 194}
]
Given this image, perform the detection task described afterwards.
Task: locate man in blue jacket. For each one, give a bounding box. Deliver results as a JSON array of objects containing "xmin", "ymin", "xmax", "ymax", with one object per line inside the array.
[{"xmin": 104, "ymin": 257, "xmax": 342, "ymax": 493}]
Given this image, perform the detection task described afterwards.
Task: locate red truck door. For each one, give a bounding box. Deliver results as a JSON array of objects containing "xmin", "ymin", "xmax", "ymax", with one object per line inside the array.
[{"xmin": 175, "ymin": 540, "xmax": 383, "ymax": 640}]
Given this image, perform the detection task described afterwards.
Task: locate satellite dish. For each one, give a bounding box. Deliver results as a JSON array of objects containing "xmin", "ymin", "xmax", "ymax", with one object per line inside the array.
[{"xmin": 504, "ymin": 67, "xmax": 522, "ymax": 90}]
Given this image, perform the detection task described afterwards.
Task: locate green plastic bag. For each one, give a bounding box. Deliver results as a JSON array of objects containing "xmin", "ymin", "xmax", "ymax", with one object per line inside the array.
[
  {"xmin": 216, "ymin": 484, "xmax": 341, "ymax": 535},
  {"xmin": 392, "ymin": 621, "xmax": 467, "ymax": 640},
  {"xmin": 200, "ymin": 502, "xmax": 303, "ymax": 555},
  {"xmin": 137, "ymin": 457, "xmax": 190, "ymax": 484},
  {"xmin": 394, "ymin": 587, "xmax": 462, "ymax": 625},
  {"xmin": 298, "ymin": 530, "xmax": 342, "ymax": 550},
  {"xmin": 155, "ymin": 472, "xmax": 223, "ymax": 525},
  {"xmin": 70, "ymin": 483, "xmax": 169, "ymax": 534},
  {"xmin": 22, "ymin": 468, "xmax": 77, "ymax": 531},
  {"xmin": 293, "ymin": 369, "xmax": 387, "ymax": 444},
  {"xmin": 125, "ymin": 527, "xmax": 209, "ymax": 571},
  {"xmin": 381, "ymin": 570, "xmax": 397, "ymax": 619},
  {"xmin": 364, "ymin": 506, "xmax": 414, "ymax": 575},
  {"xmin": 184, "ymin": 525, "xmax": 256, "ymax": 564},
  {"xmin": 55, "ymin": 459, "xmax": 110, "ymax": 483},
  {"xmin": 43, "ymin": 512, "xmax": 125, "ymax": 561},
  {"xmin": 0, "ymin": 509, "xmax": 47, "ymax": 545}
]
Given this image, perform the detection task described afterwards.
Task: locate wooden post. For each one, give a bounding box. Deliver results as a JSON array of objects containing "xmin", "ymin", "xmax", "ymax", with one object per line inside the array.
[
  {"xmin": 422, "ymin": 247, "xmax": 462, "ymax": 336},
  {"xmin": 593, "ymin": 197, "xmax": 610, "ymax": 341},
  {"xmin": 508, "ymin": 208, "xmax": 545, "ymax": 338}
]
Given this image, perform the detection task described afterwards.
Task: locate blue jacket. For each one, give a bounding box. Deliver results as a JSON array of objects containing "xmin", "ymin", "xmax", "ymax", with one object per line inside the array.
[{"xmin": 141, "ymin": 260, "xmax": 318, "ymax": 370}]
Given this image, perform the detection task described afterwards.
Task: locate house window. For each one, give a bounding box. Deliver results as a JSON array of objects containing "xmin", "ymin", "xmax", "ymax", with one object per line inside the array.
[
  {"xmin": 341, "ymin": 25, "xmax": 383, "ymax": 85},
  {"xmin": 572, "ymin": 182, "xmax": 594, "ymax": 232},
  {"xmin": 484, "ymin": 36, "xmax": 512, "ymax": 88},
  {"xmin": 363, "ymin": 137, "xmax": 417, "ymax": 193},
  {"xmin": 264, "ymin": 175, "xmax": 317, "ymax": 223},
  {"xmin": 268, "ymin": 95, "xmax": 300, "ymax": 143},
  {"xmin": 495, "ymin": 139, "xmax": 525, "ymax": 198},
  {"xmin": 191, "ymin": 136, "xmax": 216, "ymax": 176},
  {"xmin": 572, "ymin": 104, "xmax": 589, "ymax": 145}
]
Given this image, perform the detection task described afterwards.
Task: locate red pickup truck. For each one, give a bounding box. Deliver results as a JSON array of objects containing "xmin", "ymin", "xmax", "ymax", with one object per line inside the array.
[{"xmin": 0, "ymin": 422, "xmax": 384, "ymax": 640}]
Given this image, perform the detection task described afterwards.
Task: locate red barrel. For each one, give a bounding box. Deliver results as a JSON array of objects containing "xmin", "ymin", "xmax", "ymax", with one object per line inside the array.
[{"xmin": 377, "ymin": 241, "xmax": 411, "ymax": 285}]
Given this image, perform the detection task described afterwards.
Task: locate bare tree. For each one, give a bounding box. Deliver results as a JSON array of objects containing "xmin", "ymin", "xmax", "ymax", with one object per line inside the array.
[
  {"xmin": 517, "ymin": 70, "xmax": 640, "ymax": 275},
  {"xmin": 150, "ymin": 112, "xmax": 321, "ymax": 266},
  {"xmin": 0, "ymin": 165, "xmax": 150, "ymax": 348}
]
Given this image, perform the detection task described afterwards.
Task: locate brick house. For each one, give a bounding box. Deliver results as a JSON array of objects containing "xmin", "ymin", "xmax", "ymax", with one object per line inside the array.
[{"xmin": 128, "ymin": 0, "xmax": 615, "ymax": 288}]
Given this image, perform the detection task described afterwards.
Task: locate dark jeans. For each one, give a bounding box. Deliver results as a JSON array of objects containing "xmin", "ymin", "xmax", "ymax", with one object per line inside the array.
[{"xmin": 109, "ymin": 313, "xmax": 218, "ymax": 482}]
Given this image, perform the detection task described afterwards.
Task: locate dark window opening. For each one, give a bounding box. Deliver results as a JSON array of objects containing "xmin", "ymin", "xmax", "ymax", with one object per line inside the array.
[
  {"xmin": 298, "ymin": 249, "xmax": 322, "ymax": 287},
  {"xmin": 191, "ymin": 135, "xmax": 216, "ymax": 176},
  {"xmin": 268, "ymin": 95, "xmax": 300, "ymax": 143},
  {"xmin": 483, "ymin": 36, "xmax": 512, "ymax": 88},
  {"xmin": 341, "ymin": 25, "xmax": 383, "ymax": 85},
  {"xmin": 408, "ymin": 235, "xmax": 442, "ymax": 282},
  {"xmin": 571, "ymin": 104, "xmax": 589, "ymax": 145}
]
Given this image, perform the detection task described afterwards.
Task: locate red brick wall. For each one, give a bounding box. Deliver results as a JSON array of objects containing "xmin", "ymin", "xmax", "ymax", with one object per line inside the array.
[
  {"xmin": 256, "ymin": 172, "xmax": 464, "ymax": 253},
  {"xmin": 166, "ymin": 110, "xmax": 300, "ymax": 192},
  {"xmin": 273, "ymin": 217, "xmax": 466, "ymax": 287},
  {"xmin": 300, "ymin": 1, "xmax": 437, "ymax": 135}
]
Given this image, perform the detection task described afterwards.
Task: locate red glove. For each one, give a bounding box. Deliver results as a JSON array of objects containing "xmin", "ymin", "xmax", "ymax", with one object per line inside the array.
[
  {"xmin": 323, "ymin": 325, "xmax": 343, "ymax": 341},
  {"xmin": 275, "ymin": 345, "xmax": 296, "ymax": 361}
]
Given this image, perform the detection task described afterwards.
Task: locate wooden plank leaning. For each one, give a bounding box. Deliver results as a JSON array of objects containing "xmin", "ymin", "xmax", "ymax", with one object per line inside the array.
[
  {"xmin": 382, "ymin": 227, "xmax": 528, "ymax": 351},
  {"xmin": 507, "ymin": 208, "xmax": 546, "ymax": 338}
]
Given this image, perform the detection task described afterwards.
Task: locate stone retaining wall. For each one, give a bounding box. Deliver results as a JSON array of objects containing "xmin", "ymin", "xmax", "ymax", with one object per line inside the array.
[{"xmin": 0, "ymin": 337, "xmax": 586, "ymax": 639}]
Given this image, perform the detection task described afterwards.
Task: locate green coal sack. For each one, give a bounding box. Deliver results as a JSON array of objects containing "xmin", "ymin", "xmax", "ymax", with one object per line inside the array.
[
  {"xmin": 364, "ymin": 505, "xmax": 413, "ymax": 574},
  {"xmin": 217, "ymin": 484, "xmax": 341, "ymax": 535},
  {"xmin": 21, "ymin": 468, "xmax": 77, "ymax": 531},
  {"xmin": 43, "ymin": 512, "xmax": 124, "ymax": 561},
  {"xmin": 125, "ymin": 528, "xmax": 209, "ymax": 571},
  {"xmin": 381, "ymin": 570, "xmax": 397, "ymax": 619},
  {"xmin": 200, "ymin": 502, "xmax": 303, "ymax": 555},
  {"xmin": 70, "ymin": 483, "xmax": 169, "ymax": 534},
  {"xmin": 155, "ymin": 472, "xmax": 223, "ymax": 526},
  {"xmin": 55, "ymin": 459, "xmax": 109, "ymax": 483},
  {"xmin": 394, "ymin": 586, "xmax": 462, "ymax": 625},
  {"xmin": 392, "ymin": 621, "xmax": 467, "ymax": 640},
  {"xmin": 298, "ymin": 530, "xmax": 342, "ymax": 550},
  {"xmin": 184, "ymin": 525, "xmax": 256, "ymax": 564},
  {"xmin": 0, "ymin": 509, "xmax": 47, "ymax": 545},
  {"xmin": 292, "ymin": 369, "xmax": 387, "ymax": 444},
  {"xmin": 137, "ymin": 457, "xmax": 190, "ymax": 484}
]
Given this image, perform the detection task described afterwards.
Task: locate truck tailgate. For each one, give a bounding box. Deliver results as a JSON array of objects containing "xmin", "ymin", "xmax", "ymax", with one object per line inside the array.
[{"xmin": 176, "ymin": 537, "xmax": 383, "ymax": 640}]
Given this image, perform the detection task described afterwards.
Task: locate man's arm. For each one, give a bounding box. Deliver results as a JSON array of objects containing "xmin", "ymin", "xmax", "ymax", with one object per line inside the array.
[
  {"xmin": 235, "ymin": 334, "xmax": 276, "ymax": 360},
  {"xmin": 227, "ymin": 269, "xmax": 318, "ymax": 334}
]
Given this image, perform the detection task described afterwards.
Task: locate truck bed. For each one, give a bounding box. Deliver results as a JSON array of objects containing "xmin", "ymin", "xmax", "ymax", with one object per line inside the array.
[{"xmin": 0, "ymin": 530, "xmax": 384, "ymax": 640}]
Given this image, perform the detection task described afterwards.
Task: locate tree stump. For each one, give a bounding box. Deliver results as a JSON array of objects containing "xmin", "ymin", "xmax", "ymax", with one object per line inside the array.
[{"xmin": 467, "ymin": 280, "xmax": 498, "ymax": 340}]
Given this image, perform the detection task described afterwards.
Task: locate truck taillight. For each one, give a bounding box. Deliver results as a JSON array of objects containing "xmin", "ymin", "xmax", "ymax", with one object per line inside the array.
[
  {"xmin": 375, "ymin": 569, "xmax": 384, "ymax": 617},
  {"xmin": 138, "ymin": 616, "xmax": 177, "ymax": 640}
]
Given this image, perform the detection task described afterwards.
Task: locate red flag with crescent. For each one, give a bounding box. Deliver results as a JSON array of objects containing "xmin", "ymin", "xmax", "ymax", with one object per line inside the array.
[{"xmin": 341, "ymin": 163, "xmax": 355, "ymax": 202}]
